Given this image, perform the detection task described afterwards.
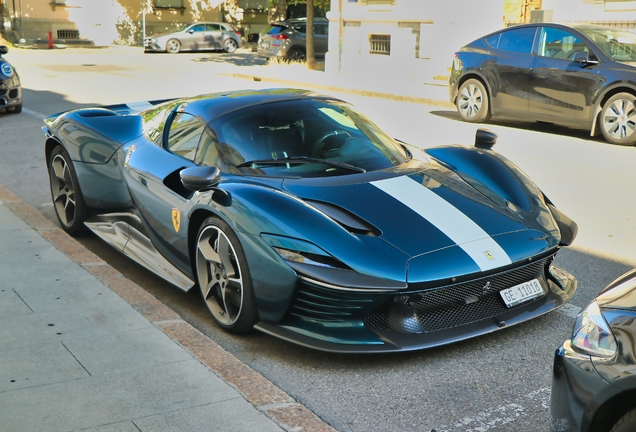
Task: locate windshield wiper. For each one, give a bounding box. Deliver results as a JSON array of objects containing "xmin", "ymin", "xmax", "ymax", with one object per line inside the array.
[{"xmin": 236, "ymin": 156, "xmax": 366, "ymax": 173}]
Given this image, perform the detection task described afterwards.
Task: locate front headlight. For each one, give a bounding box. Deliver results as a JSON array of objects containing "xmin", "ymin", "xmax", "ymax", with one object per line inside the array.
[
  {"xmin": 273, "ymin": 247, "xmax": 347, "ymax": 270},
  {"xmin": 1, "ymin": 62, "xmax": 14, "ymax": 77},
  {"xmin": 570, "ymin": 301, "xmax": 617, "ymax": 358}
]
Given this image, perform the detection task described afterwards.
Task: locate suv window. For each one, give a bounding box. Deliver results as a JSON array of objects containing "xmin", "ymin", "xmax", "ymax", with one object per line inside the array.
[
  {"xmin": 264, "ymin": 25, "xmax": 287, "ymax": 35},
  {"xmin": 291, "ymin": 23, "xmax": 307, "ymax": 34},
  {"xmin": 167, "ymin": 113, "xmax": 205, "ymax": 161},
  {"xmin": 538, "ymin": 27, "xmax": 589, "ymax": 59},
  {"xmin": 497, "ymin": 27, "xmax": 537, "ymax": 54},
  {"xmin": 190, "ymin": 24, "xmax": 205, "ymax": 33},
  {"xmin": 315, "ymin": 24, "xmax": 329, "ymax": 36}
]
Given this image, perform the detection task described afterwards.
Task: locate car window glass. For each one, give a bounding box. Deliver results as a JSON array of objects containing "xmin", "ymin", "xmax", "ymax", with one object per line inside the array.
[
  {"xmin": 485, "ymin": 34, "xmax": 500, "ymax": 48},
  {"xmin": 265, "ymin": 25, "xmax": 286, "ymax": 35},
  {"xmin": 195, "ymin": 131, "xmax": 229, "ymax": 170},
  {"xmin": 315, "ymin": 25, "xmax": 328, "ymax": 36},
  {"xmin": 191, "ymin": 24, "xmax": 205, "ymax": 32},
  {"xmin": 141, "ymin": 101, "xmax": 181, "ymax": 145},
  {"xmin": 206, "ymin": 24, "xmax": 221, "ymax": 31},
  {"xmin": 497, "ymin": 27, "xmax": 536, "ymax": 54},
  {"xmin": 167, "ymin": 113, "xmax": 205, "ymax": 161},
  {"xmin": 211, "ymin": 98, "xmax": 410, "ymax": 177},
  {"xmin": 292, "ymin": 23, "xmax": 307, "ymax": 34},
  {"xmin": 577, "ymin": 27, "xmax": 636, "ymax": 62},
  {"xmin": 538, "ymin": 27, "xmax": 589, "ymax": 59}
]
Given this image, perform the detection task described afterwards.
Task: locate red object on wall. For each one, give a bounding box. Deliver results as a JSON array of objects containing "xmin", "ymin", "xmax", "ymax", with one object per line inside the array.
[{"xmin": 48, "ymin": 30, "xmax": 53, "ymax": 49}]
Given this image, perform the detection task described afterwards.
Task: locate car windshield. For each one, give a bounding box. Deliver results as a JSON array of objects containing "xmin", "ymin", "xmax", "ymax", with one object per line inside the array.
[
  {"xmin": 210, "ymin": 98, "xmax": 411, "ymax": 177},
  {"xmin": 578, "ymin": 27, "xmax": 636, "ymax": 62}
]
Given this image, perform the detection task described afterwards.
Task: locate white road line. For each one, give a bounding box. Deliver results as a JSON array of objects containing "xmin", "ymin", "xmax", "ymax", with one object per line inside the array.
[
  {"xmin": 556, "ymin": 303, "xmax": 582, "ymax": 319},
  {"xmin": 434, "ymin": 388, "xmax": 551, "ymax": 432},
  {"xmin": 22, "ymin": 107, "xmax": 47, "ymax": 119}
]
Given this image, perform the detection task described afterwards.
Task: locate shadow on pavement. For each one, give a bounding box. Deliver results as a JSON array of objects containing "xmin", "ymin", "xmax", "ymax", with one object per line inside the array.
[
  {"xmin": 192, "ymin": 52, "xmax": 268, "ymax": 66},
  {"xmin": 430, "ymin": 109, "xmax": 608, "ymax": 145}
]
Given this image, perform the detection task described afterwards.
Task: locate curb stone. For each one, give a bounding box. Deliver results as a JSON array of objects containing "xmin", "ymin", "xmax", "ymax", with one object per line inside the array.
[{"xmin": 0, "ymin": 185, "xmax": 337, "ymax": 432}]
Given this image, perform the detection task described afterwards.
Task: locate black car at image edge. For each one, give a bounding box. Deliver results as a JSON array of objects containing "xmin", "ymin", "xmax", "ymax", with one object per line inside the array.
[
  {"xmin": 551, "ymin": 268, "xmax": 636, "ymax": 432},
  {"xmin": 0, "ymin": 45, "xmax": 22, "ymax": 114},
  {"xmin": 449, "ymin": 23, "xmax": 636, "ymax": 146}
]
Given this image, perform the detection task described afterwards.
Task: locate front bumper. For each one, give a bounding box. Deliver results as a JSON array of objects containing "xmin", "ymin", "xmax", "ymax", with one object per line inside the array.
[
  {"xmin": 0, "ymin": 77, "xmax": 21, "ymax": 109},
  {"xmin": 257, "ymin": 262, "xmax": 577, "ymax": 353},
  {"xmin": 550, "ymin": 340, "xmax": 619, "ymax": 432}
]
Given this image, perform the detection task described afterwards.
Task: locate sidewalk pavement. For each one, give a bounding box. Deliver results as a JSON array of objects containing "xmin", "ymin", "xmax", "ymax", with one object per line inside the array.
[{"xmin": 0, "ymin": 186, "xmax": 335, "ymax": 432}]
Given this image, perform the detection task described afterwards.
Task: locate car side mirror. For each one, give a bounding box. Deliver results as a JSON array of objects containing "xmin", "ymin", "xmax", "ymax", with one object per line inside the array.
[
  {"xmin": 188, "ymin": 30, "xmax": 194, "ymax": 34},
  {"xmin": 475, "ymin": 128, "xmax": 497, "ymax": 149},
  {"xmin": 180, "ymin": 166, "xmax": 221, "ymax": 191},
  {"xmin": 572, "ymin": 51, "xmax": 599, "ymax": 65},
  {"xmin": 0, "ymin": 46, "xmax": 8, "ymax": 55}
]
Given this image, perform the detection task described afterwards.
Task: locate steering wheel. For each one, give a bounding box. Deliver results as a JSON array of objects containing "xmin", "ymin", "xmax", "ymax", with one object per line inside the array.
[{"xmin": 311, "ymin": 130, "xmax": 351, "ymax": 157}]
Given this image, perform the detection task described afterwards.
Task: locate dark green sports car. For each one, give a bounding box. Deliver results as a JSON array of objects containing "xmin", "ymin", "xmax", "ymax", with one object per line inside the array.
[{"xmin": 43, "ymin": 89, "xmax": 578, "ymax": 352}]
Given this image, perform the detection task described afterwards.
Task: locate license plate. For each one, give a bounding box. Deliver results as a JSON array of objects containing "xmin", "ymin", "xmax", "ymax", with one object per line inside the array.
[{"xmin": 500, "ymin": 279, "xmax": 544, "ymax": 308}]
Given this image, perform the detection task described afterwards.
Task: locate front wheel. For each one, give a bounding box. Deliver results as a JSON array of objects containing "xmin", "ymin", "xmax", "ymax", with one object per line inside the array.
[
  {"xmin": 49, "ymin": 146, "xmax": 88, "ymax": 236},
  {"xmin": 610, "ymin": 407, "xmax": 636, "ymax": 432},
  {"xmin": 600, "ymin": 92, "xmax": 636, "ymax": 146},
  {"xmin": 165, "ymin": 39, "xmax": 181, "ymax": 54},
  {"xmin": 457, "ymin": 79, "xmax": 491, "ymax": 123},
  {"xmin": 223, "ymin": 39, "xmax": 238, "ymax": 53},
  {"xmin": 195, "ymin": 217, "xmax": 258, "ymax": 333}
]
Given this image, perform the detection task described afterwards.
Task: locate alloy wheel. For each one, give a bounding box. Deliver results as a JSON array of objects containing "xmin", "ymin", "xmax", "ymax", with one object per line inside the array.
[
  {"xmin": 458, "ymin": 84, "xmax": 483, "ymax": 119},
  {"xmin": 196, "ymin": 225, "xmax": 244, "ymax": 326},
  {"xmin": 603, "ymin": 98, "xmax": 636, "ymax": 141},
  {"xmin": 50, "ymin": 154, "xmax": 77, "ymax": 228}
]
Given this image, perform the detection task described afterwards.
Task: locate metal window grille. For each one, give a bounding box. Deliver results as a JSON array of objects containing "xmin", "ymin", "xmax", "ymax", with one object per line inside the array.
[
  {"xmin": 57, "ymin": 29, "xmax": 79, "ymax": 39},
  {"xmin": 369, "ymin": 34, "xmax": 390, "ymax": 55}
]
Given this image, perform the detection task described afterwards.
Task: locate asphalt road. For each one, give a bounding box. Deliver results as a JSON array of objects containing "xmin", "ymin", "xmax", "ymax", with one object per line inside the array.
[{"xmin": 2, "ymin": 46, "xmax": 636, "ymax": 432}]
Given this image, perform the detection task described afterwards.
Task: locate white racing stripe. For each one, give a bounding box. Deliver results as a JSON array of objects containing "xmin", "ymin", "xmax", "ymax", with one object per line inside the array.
[{"xmin": 371, "ymin": 175, "xmax": 512, "ymax": 271}]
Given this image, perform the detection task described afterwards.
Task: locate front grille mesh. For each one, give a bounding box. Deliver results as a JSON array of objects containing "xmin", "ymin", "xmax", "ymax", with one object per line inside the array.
[{"xmin": 364, "ymin": 256, "xmax": 553, "ymax": 334}]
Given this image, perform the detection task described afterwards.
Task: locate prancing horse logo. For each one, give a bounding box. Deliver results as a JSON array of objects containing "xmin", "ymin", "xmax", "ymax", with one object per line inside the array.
[
  {"xmin": 172, "ymin": 208, "xmax": 181, "ymax": 233},
  {"xmin": 484, "ymin": 251, "xmax": 495, "ymax": 260},
  {"xmin": 482, "ymin": 281, "xmax": 492, "ymax": 293}
]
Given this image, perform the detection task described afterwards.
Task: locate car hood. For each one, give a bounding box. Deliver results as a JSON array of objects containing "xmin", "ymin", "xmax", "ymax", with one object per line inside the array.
[
  {"xmin": 596, "ymin": 268, "xmax": 636, "ymax": 311},
  {"xmin": 283, "ymin": 166, "xmax": 560, "ymax": 280}
]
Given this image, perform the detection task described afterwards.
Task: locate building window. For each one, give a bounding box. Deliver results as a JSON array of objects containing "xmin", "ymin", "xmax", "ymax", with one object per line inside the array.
[
  {"xmin": 369, "ymin": 35, "xmax": 390, "ymax": 55},
  {"xmin": 155, "ymin": 0, "xmax": 183, "ymax": 8},
  {"xmin": 57, "ymin": 29, "xmax": 79, "ymax": 39}
]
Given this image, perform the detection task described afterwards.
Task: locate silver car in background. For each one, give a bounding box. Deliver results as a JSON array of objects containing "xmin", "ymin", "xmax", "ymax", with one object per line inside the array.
[
  {"xmin": 144, "ymin": 22, "xmax": 242, "ymax": 54},
  {"xmin": 257, "ymin": 18, "xmax": 329, "ymax": 61}
]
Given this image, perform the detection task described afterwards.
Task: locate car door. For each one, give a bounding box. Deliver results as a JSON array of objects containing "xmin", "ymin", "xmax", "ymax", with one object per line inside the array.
[
  {"xmin": 205, "ymin": 23, "xmax": 224, "ymax": 49},
  {"xmin": 529, "ymin": 26, "xmax": 604, "ymax": 125},
  {"xmin": 485, "ymin": 26, "xmax": 537, "ymax": 117},
  {"xmin": 125, "ymin": 106, "xmax": 205, "ymax": 275},
  {"xmin": 182, "ymin": 24, "xmax": 206, "ymax": 50},
  {"xmin": 314, "ymin": 23, "xmax": 329, "ymax": 57}
]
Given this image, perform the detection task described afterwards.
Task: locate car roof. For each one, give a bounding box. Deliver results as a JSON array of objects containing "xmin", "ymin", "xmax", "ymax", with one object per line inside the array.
[{"xmin": 172, "ymin": 88, "xmax": 342, "ymax": 123}]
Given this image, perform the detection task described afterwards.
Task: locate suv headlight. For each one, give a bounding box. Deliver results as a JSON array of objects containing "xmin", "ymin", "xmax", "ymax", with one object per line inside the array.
[
  {"xmin": 570, "ymin": 301, "xmax": 617, "ymax": 358},
  {"xmin": 1, "ymin": 62, "xmax": 14, "ymax": 77}
]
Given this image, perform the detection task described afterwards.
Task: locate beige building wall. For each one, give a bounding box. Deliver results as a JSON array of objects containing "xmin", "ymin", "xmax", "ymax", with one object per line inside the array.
[
  {"xmin": 326, "ymin": 0, "xmax": 503, "ymax": 85},
  {"xmin": 544, "ymin": 0, "xmax": 636, "ymax": 22}
]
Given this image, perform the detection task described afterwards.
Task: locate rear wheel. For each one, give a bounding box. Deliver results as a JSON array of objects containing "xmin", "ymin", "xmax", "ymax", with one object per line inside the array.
[
  {"xmin": 286, "ymin": 48, "xmax": 306, "ymax": 62},
  {"xmin": 223, "ymin": 39, "xmax": 238, "ymax": 53},
  {"xmin": 49, "ymin": 146, "xmax": 88, "ymax": 236},
  {"xmin": 166, "ymin": 39, "xmax": 181, "ymax": 54},
  {"xmin": 457, "ymin": 79, "xmax": 491, "ymax": 123},
  {"xmin": 195, "ymin": 217, "xmax": 258, "ymax": 333},
  {"xmin": 600, "ymin": 92, "xmax": 636, "ymax": 146}
]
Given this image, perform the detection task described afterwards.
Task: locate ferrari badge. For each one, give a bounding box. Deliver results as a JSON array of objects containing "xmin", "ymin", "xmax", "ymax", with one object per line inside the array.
[{"xmin": 172, "ymin": 208, "xmax": 181, "ymax": 233}]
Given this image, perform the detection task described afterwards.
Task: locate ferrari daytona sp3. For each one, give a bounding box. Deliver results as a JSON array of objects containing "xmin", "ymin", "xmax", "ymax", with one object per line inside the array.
[{"xmin": 43, "ymin": 89, "xmax": 578, "ymax": 352}]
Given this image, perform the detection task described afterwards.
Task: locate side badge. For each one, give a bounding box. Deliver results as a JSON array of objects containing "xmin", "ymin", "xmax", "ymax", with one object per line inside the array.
[
  {"xmin": 172, "ymin": 208, "xmax": 181, "ymax": 233},
  {"xmin": 484, "ymin": 251, "xmax": 495, "ymax": 260}
]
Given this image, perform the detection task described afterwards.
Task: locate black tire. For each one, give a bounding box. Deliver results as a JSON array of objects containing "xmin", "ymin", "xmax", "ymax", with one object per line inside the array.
[
  {"xmin": 456, "ymin": 79, "xmax": 491, "ymax": 123},
  {"xmin": 165, "ymin": 39, "xmax": 181, "ymax": 54},
  {"xmin": 610, "ymin": 407, "xmax": 636, "ymax": 432},
  {"xmin": 48, "ymin": 146, "xmax": 89, "ymax": 236},
  {"xmin": 6, "ymin": 103, "xmax": 22, "ymax": 114},
  {"xmin": 286, "ymin": 47, "xmax": 306, "ymax": 62},
  {"xmin": 195, "ymin": 216, "xmax": 258, "ymax": 333},
  {"xmin": 223, "ymin": 38, "xmax": 238, "ymax": 53},
  {"xmin": 600, "ymin": 92, "xmax": 636, "ymax": 146}
]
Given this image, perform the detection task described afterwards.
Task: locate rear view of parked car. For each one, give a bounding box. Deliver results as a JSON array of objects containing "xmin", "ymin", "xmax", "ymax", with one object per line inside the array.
[
  {"xmin": 144, "ymin": 22, "xmax": 241, "ymax": 54},
  {"xmin": 257, "ymin": 18, "xmax": 329, "ymax": 61},
  {"xmin": 551, "ymin": 268, "xmax": 636, "ymax": 432},
  {"xmin": 449, "ymin": 23, "xmax": 636, "ymax": 146},
  {"xmin": 0, "ymin": 45, "xmax": 22, "ymax": 114}
]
